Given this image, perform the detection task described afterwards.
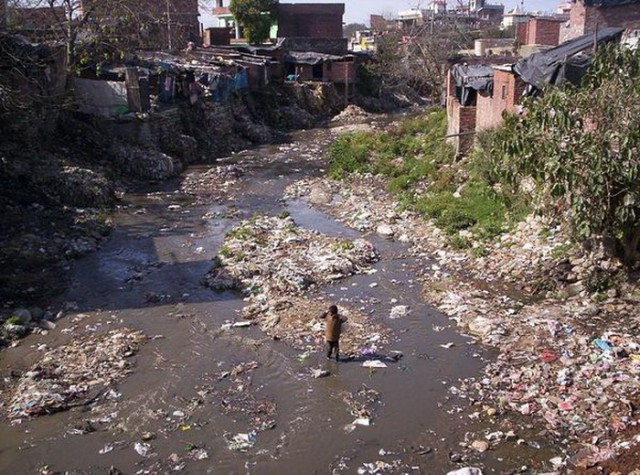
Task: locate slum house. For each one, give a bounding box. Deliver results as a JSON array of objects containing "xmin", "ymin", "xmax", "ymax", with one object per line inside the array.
[
  {"xmin": 446, "ymin": 27, "xmax": 625, "ymax": 155},
  {"xmin": 560, "ymin": 0, "xmax": 640, "ymax": 42},
  {"xmin": 446, "ymin": 63, "xmax": 495, "ymax": 155},
  {"xmin": 73, "ymin": 49, "xmax": 266, "ymax": 118},
  {"xmin": 81, "ymin": 0, "xmax": 200, "ymax": 50},
  {"xmin": 235, "ymin": 37, "xmax": 357, "ymax": 96}
]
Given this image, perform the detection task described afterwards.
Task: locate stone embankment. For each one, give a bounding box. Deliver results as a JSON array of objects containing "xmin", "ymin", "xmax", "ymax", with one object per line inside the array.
[{"xmin": 286, "ymin": 172, "xmax": 640, "ymax": 471}]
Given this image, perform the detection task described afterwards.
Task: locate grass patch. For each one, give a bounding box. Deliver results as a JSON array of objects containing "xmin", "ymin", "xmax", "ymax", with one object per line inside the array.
[{"xmin": 326, "ymin": 109, "xmax": 533, "ymax": 243}]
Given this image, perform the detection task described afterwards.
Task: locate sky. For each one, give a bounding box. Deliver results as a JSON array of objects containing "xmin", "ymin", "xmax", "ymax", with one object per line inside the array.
[{"xmin": 201, "ymin": 0, "xmax": 561, "ymax": 27}]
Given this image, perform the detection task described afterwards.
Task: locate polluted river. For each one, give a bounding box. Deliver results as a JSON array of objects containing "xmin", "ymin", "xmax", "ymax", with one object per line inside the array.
[{"xmin": 0, "ymin": 121, "xmax": 552, "ymax": 474}]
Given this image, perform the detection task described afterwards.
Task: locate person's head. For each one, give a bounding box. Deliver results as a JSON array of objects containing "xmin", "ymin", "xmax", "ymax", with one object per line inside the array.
[{"xmin": 328, "ymin": 305, "xmax": 338, "ymax": 316}]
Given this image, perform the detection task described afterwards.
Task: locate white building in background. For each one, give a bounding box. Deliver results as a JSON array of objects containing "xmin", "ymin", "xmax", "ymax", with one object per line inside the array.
[
  {"xmin": 428, "ymin": 0, "xmax": 447, "ymax": 15},
  {"xmin": 397, "ymin": 8, "xmax": 424, "ymax": 25},
  {"xmin": 502, "ymin": 3, "xmax": 530, "ymax": 28}
]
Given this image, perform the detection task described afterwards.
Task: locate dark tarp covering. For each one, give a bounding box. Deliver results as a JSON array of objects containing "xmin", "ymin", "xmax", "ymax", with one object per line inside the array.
[
  {"xmin": 584, "ymin": 0, "xmax": 640, "ymax": 6},
  {"xmin": 451, "ymin": 64, "xmax": 495, "ymax": 106},
  {"xmin": 513, "ymin": 27, "xmax": 623, "ymax": 90}
]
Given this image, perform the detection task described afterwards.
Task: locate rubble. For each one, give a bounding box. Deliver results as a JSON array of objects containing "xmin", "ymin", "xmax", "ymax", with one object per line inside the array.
[{"xmin": 7, "ymin": 328, "xmax": 147, "ymax": 418}]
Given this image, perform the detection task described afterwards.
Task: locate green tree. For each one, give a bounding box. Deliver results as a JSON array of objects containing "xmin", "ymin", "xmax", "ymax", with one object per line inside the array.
[
  {"xmin": 230, "ymin": 0, "xmax": 277, "ymax": 45},
  {"xmin": 486, "ymin": 44, "xmax": 640, "ymax": 265}
]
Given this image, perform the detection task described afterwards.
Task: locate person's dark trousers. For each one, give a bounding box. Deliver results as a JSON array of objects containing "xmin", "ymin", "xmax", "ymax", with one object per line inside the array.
[{"xmin": 326, "ymin": 340, "xmax": 339, "ymax": 361}]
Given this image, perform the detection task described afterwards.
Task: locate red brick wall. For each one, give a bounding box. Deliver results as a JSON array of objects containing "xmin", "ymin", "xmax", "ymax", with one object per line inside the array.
[
  {"xmin": 447, "ymin": 94, "xmax": 477, "ymax": 155},
  {"xmin": 516, "ymin": 21, "xmax": 529, "ymax": 45},
  {"xmin": 328, "ymin": 60, "xmax": 356, "ymax": 83},
  {"xmin": 561, "ymin": 1, "xmax": 640, "ymax": 42},
  {"xmin": 204, "ymin": 27, "xmax": 231, "ymax": 46},
  {"xmin": 476, "ymin": 69, "xmax": 526, "ymax": 131},
  {"xmin": 528, "ymin": 18, "xmax": 562, "ymax": 45},
  {"xmin": 277, "ymin": 4, "xmax": 344, "ymax": 38}
]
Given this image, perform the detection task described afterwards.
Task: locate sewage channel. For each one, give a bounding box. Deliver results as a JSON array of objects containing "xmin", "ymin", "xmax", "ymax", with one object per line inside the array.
[{"xmin": 0, "ymin": 125, "xmax": 547, "ymax": 474}]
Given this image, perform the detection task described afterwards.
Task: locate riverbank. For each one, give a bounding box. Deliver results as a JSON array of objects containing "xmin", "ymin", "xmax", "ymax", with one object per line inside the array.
[
  {"xmin": 285, "ymin": 162, "xmax": 640, "ymax": 471},
  {"xmin": 3, "ymin": 106, "xmax": 638, "ymax": 472}
]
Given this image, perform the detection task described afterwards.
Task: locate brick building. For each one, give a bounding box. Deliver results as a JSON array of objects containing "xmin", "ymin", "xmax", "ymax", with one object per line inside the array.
[
  {"xmin": 476, "ymin": 67, "xmax": 525, "ymax": 131},
  {"xmin": 446, "ymin": 63, "xmax": 494, "ymax": 155},
  {"xmin": 560, "ymin": 0, "xmax": 640, "ymax": 43},
  {"xmin": 82, "ymin": 0, "xmax": 200, "ymax": 50},
  {"xmin": 447, "ymin": 27, "xmax": 624, "ymax": 155},
  {"xmin": 277, "ymin": 3, "xmax": 345, "ymax": 38},
  {"xmin": 516, "ymin": 17, "xmax": 565, "ymax": 46}
]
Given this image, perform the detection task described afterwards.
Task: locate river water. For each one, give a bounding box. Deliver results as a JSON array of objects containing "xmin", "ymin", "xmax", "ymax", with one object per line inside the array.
[{"xmin": 0, "ymin": 123, "xmax": 546, "ymax": 474}]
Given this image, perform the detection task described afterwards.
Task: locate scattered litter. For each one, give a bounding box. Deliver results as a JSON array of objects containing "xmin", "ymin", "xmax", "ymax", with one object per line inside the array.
[
  {"xmin": 311, "ymin": 368, "xmax": 330, "ymax": 378},
  {"xmin": 7, "ymin": 328, "xmax": 147, "ymax": 419},
  {"xmin": 389, "ymin": 305, "xmax": 409, "ymax": 319},
  {"xmin": 134, "ymin": 442, "xmax": 153, "ymax": 457},
  {"xmin": 440, "ymin": 342, "xmax": 455, "ymax": 349},
  {"xmin": 446, "ymin": 469, "xmax": 483, "ymax": 475},
  {"xmin": 226, "ymin": 432, "xmax": 257, "ymax": 452},
  {"xmin": 99, "ymin": 445, "xmax": 114, "ymax": 455},
  {"xmin": 362, "ymin": 360, "xmax": 387, "ymax": 368}
]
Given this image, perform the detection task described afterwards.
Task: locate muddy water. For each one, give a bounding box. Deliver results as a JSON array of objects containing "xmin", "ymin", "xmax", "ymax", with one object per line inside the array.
[{"xmin": 0, "ymin": 125, "xmax": 540, "ymax": 474}]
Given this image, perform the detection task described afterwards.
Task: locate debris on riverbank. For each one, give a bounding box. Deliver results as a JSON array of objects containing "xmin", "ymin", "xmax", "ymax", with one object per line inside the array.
[
  {"xmin": 286, "ymin": 173, "xmax": 640, "ymax": 470},
  {"xmin": 204, "ymin": 214, "xmax": 392, "ymax": 355},
  {"xmin": 6, "ymin": 328, "xmax": 147, "ymax": 419}
]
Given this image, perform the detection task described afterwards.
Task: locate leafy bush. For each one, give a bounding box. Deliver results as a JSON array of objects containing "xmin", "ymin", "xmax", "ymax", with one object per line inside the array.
[{"xmin": 477, "ymin": 44, "xmax": 640, "ymax": 264}]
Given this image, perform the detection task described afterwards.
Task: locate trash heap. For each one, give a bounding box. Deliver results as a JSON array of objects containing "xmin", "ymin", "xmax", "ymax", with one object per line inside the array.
[
  {"xmin": 205, "ymin": 214, "xmax": 392, "ymax": 355},
  {"xmin": 7, "ymin": 328, "xmax": 147, "ymax": 419},
  {"xmin": 181, "ymin": 164, "xmax": 245, "ymax": 204},
  {"xmin": 285, "ymin": 173, "xmax": 640, "ymax": 467}
]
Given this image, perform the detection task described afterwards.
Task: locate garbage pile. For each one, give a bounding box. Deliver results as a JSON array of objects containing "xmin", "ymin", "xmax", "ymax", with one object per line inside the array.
[
  {"xmin": 331, "ymin": 105, "xmax": 373, "ymax": 123},
  {"xmin": 204, "ymin": 214, "xmax": 391, "ymax": 355},
  {"xmin": 285, "ymin": 173, "xmax": 640, "ymax": 466},
  {"xmin": 204, "ymin": 214, "xmax": 379, "ymax": 295},
  {"xmin": 7, "ymin": 328, "xmax": 147, "ymax": 419},
  {"xmin": 181, "ymin": 164, "xmax": 245, "ymax": 204},
  {"xmin": 243, "ymin": 296, "xmax": 392, "ymax": 356}
]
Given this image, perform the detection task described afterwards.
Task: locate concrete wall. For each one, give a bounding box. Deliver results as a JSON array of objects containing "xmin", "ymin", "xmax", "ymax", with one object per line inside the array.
[
  {"xmin": 476, "ymin": 69, "xmax": 525, "ymax": 131},
  {"xmin": 560, "ymin": 1, "xmax": 640, "ymax": 42},
  {"xmin": 277, "ymin": 3, "xmax": 344, "ymax": 38}
]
